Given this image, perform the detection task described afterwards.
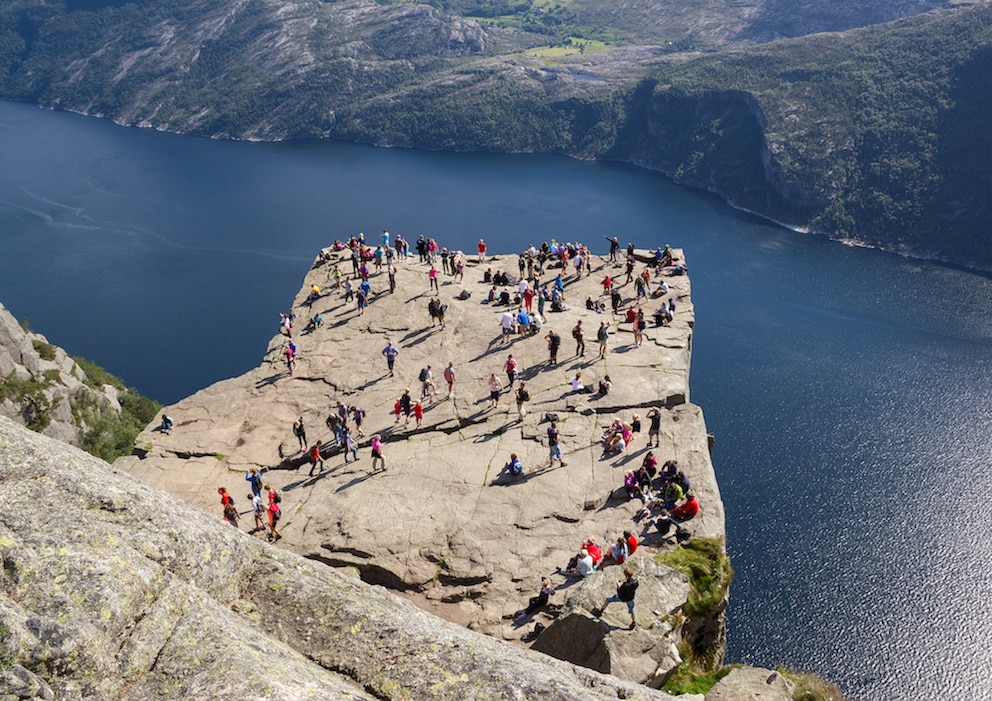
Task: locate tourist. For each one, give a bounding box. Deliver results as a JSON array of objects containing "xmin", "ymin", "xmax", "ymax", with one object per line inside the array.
[
  {"xmin": 572, "ymin": 320, "xmax": 585, "ymax": 357},
  {"xmin": 599, "ymin": 536, "xmax": 629, "ymax": 569},
  {"xmin": 559, "ymin": 548, "xmax": 594, "ymax": 578},
  {"xmin": 594, "ymin": 567, "xmax": 638, "ymax": 629},
  {"xmin": 284, "ymin": 343, "xmax": 296, "ymax": 375},
  {"xmin": 159, "ymin": 414, "xmax": 173, "ymax": 435},
  {"xmin": 504, "ymin": 354, "xmax": 518, "ymax": 387},
  {"xmin": 343, "ymin": 428, "xmax": 359, "ymax": 463},
  {"xmin": 351, "ymin": 406, "xmax": 367, "ymax": 437},
  {"xmin": 605, "ymin": 235, "xmax": 620, "ymax": 264},
  {"xmin": 673, "ymin": 492, "xmax": 700, "ymax": 522},
  {"xmin": 502, "ymin": 453, "xmax": 523, "ymax": 478},
  {"xmin": 547, "ymin": 420, "xmax": 565, "ymax": 467},
  {"xmin": 249, "ymin": 492, "xmax": 266, "ymax": 533},
  {"xmin": 400, "ymin": 388, "xmax": 413, "ymax": 425},
  {"xmin": 428, "ymin": 264, "xmax": 439, "ymax": 292},
  {"xmin": 428, "ymin": 297, "xmax": 439, "ymax": 327},
  {"xmin": 387, "ymin": 262, "xmax": 397, "ymax": 293},
  {"xmin": 514, "ymin": 577, "xmax": 553, "ymax": 622},
  {"xmin": 501, "ymin": 309, "xmax": 516, "ymax": 342},
  {"xmin": 633, "ymin": 307, "xmax": 645, "ymax": 347},
  {"xmin": 546, "ymin": 329, "xmax": 561, "ymax": 364},
  {"xmin": 515, "ymin": 381, "xmax": 530, "ymax": 419},
  {"xmin": 477, "ymin": 238, "xmax": 487, "ymax": 263},
  {"xmin": 381, "ymin": 341, "xmax": 399, "ymax": 377},
  {"xmin": 647, "ymin": 407, "xmax": 662, "ymax": 447},
  {"xmin": 623, "ymin": 530, "xmax": 639, "ymax": 556},
  {"xmin": 641, "ymin": 451, "xmax": 659, "ymax": 480},
  {"xmin": 623, "ymin": 470, "xmax": 640, "ymax": 500},
  {"xmin": 370, "ymin": 434, "xmax": 386, "ymax": 472},
  {"xmin": 610, "ymin": 288, "xmax": 622, "ymax": 315},
  {"xmin": 419, "ymin": 365, "xmax": 436, "ymax": 399},
  {"xmin": 597, "ymin": 374, "xmax": 612, "ymax": 396},
  {"xmin": 488, "ymin": 373, "xmax": 504, "ymax": 409},
  {"xmin": 223, "ymin": 502, "xmax": 239, "ymax": 528},
  {"xmin": 267, "ymin": 498, "xmax": 282, "ymax": 541},
  {"xmin": 597, "ymin": 321, "xmax": 609, "ymax": 358},
  {"xmin": 436, "ymin": 299, "xmax": 448, "ymax": 330},
  {"xmin": 444, "ymin": 361, "xmax": 456, "ymax": 399},
  {"xmin": 307, "ymin": 440, "xmax": 325, "ymax": 476},
  {"xmin": 413, "ymin": 400, "xmax": 424, "ymax": 428},
  {"xmin": 293, "ymin": 417, "xmax": 307, "ymax": 452},
  {"xmin": 571, "ymin": 371, "xmax": 584, "ymax": 393},
  {"xmin": 245, "ymin": 467, "xmax": 263, "ymax": 497}
]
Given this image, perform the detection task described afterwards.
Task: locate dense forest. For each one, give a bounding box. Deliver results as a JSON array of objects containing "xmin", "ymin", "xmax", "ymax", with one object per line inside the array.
[{"xmin": 0, "ymin": 0, "xmax": 989, "ymax": 265}]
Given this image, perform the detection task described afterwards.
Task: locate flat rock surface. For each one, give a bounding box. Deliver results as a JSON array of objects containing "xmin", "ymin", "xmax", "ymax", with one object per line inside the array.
[{"xmin": 123, "ymin": 249, "xmax": 724, "ymax": 638}]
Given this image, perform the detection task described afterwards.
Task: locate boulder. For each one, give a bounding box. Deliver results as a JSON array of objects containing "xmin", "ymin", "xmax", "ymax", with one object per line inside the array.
[
  {"xmin": 532, "ymin": 558, "xmax": 690, "ymax": 687},
  {"xmin": 705, "ymin": 667, "xmax": 796, "ymax": 701}
]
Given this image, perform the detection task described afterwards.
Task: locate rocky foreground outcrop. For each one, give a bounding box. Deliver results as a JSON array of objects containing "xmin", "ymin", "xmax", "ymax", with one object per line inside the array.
[
  {"xmin": 119, "ymin": 248, "xmax": 726, "ymax": 686},
  {"xmin": 0, "ymin": 414, "xmax": 687, "ymax": 700}
]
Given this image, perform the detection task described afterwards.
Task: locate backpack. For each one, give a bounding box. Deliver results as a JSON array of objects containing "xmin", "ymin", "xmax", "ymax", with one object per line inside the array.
[
  {"xmin": 598, "ymin": 326, "xmax": 608, "ymax": 341},
  {"xmin": 518, "ymin": 388, "xmax": 530, "ymax": 402},
  {"xmin": 572, "ymin": 326, "xmax": 581, "ymax": 339},
  {"xmin": 675, "ymin": 526, "xmax": 691, "ymax": 543},
  {"xmin": 273, "ymin": 491, "xmax": 282, "ymax": 505},
  {"xmin": 419, "ymin": 368, "xmax": 429, "ymax": 382}
]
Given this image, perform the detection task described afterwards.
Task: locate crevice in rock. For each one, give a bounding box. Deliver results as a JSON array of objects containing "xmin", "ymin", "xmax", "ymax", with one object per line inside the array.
[{"xmin": 304, "ymin": 552, "xmax": 418, "ymax": 592}]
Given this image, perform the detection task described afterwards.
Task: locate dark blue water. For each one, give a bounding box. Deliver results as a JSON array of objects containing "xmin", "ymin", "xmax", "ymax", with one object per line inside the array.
[{"xmin": 3, "ymin": 100, "xmax": 991, "ymax": 700}]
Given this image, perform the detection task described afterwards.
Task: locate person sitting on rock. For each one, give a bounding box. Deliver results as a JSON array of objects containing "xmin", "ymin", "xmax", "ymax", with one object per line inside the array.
[
  {"xmin": 159, "ymin": 414, "xmax": 173, "ymax": 435},
  {"xmin": 622, "ymin": 470, "xmax": 640, "ymax": 500},
  {"xmin": 598, "ymin": 537, "xmax": 629, "ymax": 570},
  {"xmin": 673, "ymin": 492, "xmax": 700, "ymax": 522},
  {"xmin": 582, "ymin": 538, "xmax": 603, "ymax": 567},
  {"xmin": 662, "ymin": 480, "xmax": 684, "ymax": 510},
  {"xmin": 501, "ymin": 453, "xmax": 523, "ymax": 479},
  {"xmin": 597, "ymin": 375, "xmax": 613, "ymax": 396},
  {"xmin": 515, "ymin": 577, "xmax": 554, "ymax": 622},
  {"xmin": 559, "ymin": 548, "xmax": 595, "ymax": 578},
  {"xmin": 659, "ymin": 459, "xmax": 679, "ymax": 484}
]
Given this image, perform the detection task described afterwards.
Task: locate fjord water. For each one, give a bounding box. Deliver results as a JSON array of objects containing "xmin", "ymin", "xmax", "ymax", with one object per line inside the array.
[{"xmin": 2, "ymin": 99, "xmax": 991, "ymax": 700}]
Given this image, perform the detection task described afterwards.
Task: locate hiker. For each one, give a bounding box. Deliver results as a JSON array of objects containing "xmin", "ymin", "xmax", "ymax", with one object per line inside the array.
[
  {"xmin": 307, "ymin": 440, "xmax": 325, "ymax": 476},
  {"xmin": 547, "ymin": 420, "xmax": 565, "ymax": 467},
  {"xmin": 249, "ymin": 492, "xmax": 267, "ymax": 533},
  {"xmin": 559, "ymin": 548, "xmax": 594, "ymax": 578},
  {"xmin": 647, "ymin": 407, "xmax": 662, "ymax": 447},
  {"xmin": 351, "ymin": 406, "xmax": 367, "ymax": 437},
  {"xmin": 597, "ymin": 322, "xmax": 609, "ymax": 359},
  {"xmin": 502, "ymin": 453, "xmax": 523, "ymax": 478},
  {"xmin": 343, "ymin": 428, "xmax": 359, "ymax": 463},
  {"xmin": 245, "ymin": 468, "xmax": 263, "ymax": 497},
  {"xmin": 370, "ymin": 434, "xmax": 385, "ymax": 472},
  {"xmin": 428, "ymin": 265, "xmax": 439, "ymax": 292},
  {"xmin": 515, "ymin": 382, "xmax": 530, "ymax": 419},
  {"xmin": 413, "ymin": 400, "xmax": 424, "ymax": 427},
  {"xmin": 673, "ymin": 493, "xmax": 700, "ymax": 522},
  {"xmin": 594, "ymin": 567, "xmax": 638, "ymax": 629},
  {"xmin": 504, "ymin": 354, "xmax": 518, "ymax": 387},
  {"xmin": 159, "ymin": 414, "xmax": 173, "ymax": 435},
  {"xmin": 477, "ymin": 238, "xmax": 487, "ymax": 263},
  {"xmin": 515, "ymin": 577, "xmax": 554, "ymax": 621},
  {"xmin": 545, "ymin": 329, "xmax": 561, "ymax": 364},
  {"xmin": 572, "ymin": 321, "xmax": 585, "ymax": 357},
  {"xmin": 223, "ymin": 502, "xmax": 239, "ymax": 528},
  {"xmin": 400, "ymin": 388, "xmax": 413, "ymax": 425},
  {"xmin": 381, "ymin": 342, "xmax": 399, "ymax": 377},
  {"xmin": 598, "ymin": 536, "xmax": 629, "ymax": 569},
  {"xmin": 444, "ymin": 361, "xmax": 456, "ymax": 399},
  {"xmin": 488, "ymin": 373, "xmax": 504, "ymax": 409},
  {"xmin": 293, "ymin": 417, "xmax": 307, "ymax": 452},
  {"xmin": 419, "ymin": 365, "xmax": 436, "ymax": 399}
]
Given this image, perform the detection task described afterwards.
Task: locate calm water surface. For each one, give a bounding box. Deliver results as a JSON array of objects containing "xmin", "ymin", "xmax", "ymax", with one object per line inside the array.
[{"xmin": 2, "ymin": 100, "xmax": 991, "ymax": 700}]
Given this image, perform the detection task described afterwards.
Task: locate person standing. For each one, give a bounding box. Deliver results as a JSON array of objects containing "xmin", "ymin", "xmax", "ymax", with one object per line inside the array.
[
  {"xmin": 444, "ymin": 361, "xmax": 456, "ymax": 399},
  {"xmin": 293, "ymin": 417, "xmax": 307, "ymax": 452},
  {"xmin": 388, "ymin": 262, "xmax": 397, "ymax": 293},
  {"xmin": 245, "ymin": 468, "xmax": 263, "ymax": 498},
  {"xmin": 594, "ymin": 567, "xmax": 639, "ymax": 629},
  {"xmin": 428, "ymin": 265, "xmax": 439, "ymax": 292},
  {"xmin": 597, "ymin": 321, "xmax": 609, "ymax": 359},
  {"xmin": 647, "ymin": 407, "xmax": 662, "ymax": 447},
  {"xmin": 400, "ymin": 388, "xmax": 413, "ymax": 425},
  {"xmin": 249, "ymin": 491, "xmax": 267, "ymax": 533},
  {"xmin": 382, "ymin": 342, "xmax": 399, "ymax": 377},
  {"xmin": 573, "ymin": 320, "xmax": 585, "ymax": 357},
  {"xmin": 370, "ymin": 434, "xmax": 386, "ymax": 472},
  {"xmin": 547, "ymin": 420, "xmax": 565, "ymax": 467},
  {"xmin": 488, "ymin": 373, "xmax": 504, "ymax": 409},
  {"xmin": 477, "ymin": 238, "xmax": 487, "ymax": 263},
  {"xmin": 546, "ymin": 329, "xmax": 561, "ymax": 365},
  {"xmin": 414, "ymin": 400, "xmax": 424, "ymax": 428}
]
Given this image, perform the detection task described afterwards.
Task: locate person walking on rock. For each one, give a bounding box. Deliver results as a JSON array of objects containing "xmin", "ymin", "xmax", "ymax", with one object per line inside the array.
[
  {"xmin": 597, "ymin": 321, "xmax": 609, "ymax": 359},
  {"xmin": 504, "ymin": 354, "xmax": 518, "ymax": 387},
  {"xmin": 307, "ymin": 440, "xmax": 325, "ymax": 476},
  {"xmin": 382, "ymin": 342, "xmax": 399, "ymax": 377},
  {"xmin": 547, "ymin": 420, "xmax": 565, "ymax": 467},
  {"xmin": 246, "ymin": 468, "xmax": 263, "ymax": 498},
  {"xmin": 444, "ymin": 361, "xmax": 456, "ymax": 399},
  {"xmin": 515, "ymin": 381, "xmax": 530, "ymax": 419},
  {"xmin": 594, "ymin": 566, "xmax": 639, "ymax": 630},
  {"xmin": 428, "ymin": 264, "xmax": 439, "ymax": 293},
  {"xmin": 293, "ymin": 417, "xmax": 307, "ymax": 452},
  {"xmin": 249, "ymin": 491, "xmax": 266, "ymax": 533},
  {"xmin": 370, "ymin": 434, "xmax": 386, "ymax": 472},
  {"xmin": 343, "ymin": 428, "xmax": 359, "ymax": 463},
  {"xmin": 488, "ymin": 373, "xmax": 504, "ymax": 409}
]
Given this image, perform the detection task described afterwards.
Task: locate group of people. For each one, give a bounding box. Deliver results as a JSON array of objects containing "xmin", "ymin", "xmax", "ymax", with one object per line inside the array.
[{"xmin": 218, "ymin": 474, "xmax": 283, "ymax": 541}]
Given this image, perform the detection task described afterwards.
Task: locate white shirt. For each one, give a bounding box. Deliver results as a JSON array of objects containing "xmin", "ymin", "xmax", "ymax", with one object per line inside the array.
[
  {"xmin": 518, "ymin": 279, "xmax": 529, "ymax": 295},
  {"xmin": 501, "ymin": 311, "xmax": 515, "ymax": 329}
]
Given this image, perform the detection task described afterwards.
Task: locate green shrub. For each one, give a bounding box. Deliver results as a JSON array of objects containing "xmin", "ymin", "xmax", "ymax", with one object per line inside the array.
[
  {"xmin": 655, "ymin": 537, "xmax": 733, "ymax": 619},
  {"xmin": 31, "ymin": 340, "xmax": 56, "ymax": 361}
]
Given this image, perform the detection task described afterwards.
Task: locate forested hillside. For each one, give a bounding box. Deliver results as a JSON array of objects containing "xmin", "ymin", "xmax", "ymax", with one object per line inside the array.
[{"xmin": 0, "ymin": 0, "xmax": 989, "ymax": 265}]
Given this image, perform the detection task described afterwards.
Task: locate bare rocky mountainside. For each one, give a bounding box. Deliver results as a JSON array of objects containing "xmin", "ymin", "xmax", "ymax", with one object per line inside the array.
[
  {"xmin": 1, "ymin": 0, "xmax": 992, "ymax": 266},
  {"xmin": 0, "ymin": 250, "xmax": 827, "ymax": 699}
]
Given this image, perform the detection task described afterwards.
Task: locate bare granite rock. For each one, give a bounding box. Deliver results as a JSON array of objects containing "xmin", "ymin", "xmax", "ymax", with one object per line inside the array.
[
  {"xmin": 0, "ymin": 302, "xmax": 121, "ymax": 446},
  {"xmin": 705, "ymin": 667, "xmax": 796, "ymax": 701},
  {"xmin": 121, "ymin": 248, "xmax": 726, "ymax": 683},
  {"xmin": 0, "ymin": 414, "xmax": 695, "ymax": 701}
]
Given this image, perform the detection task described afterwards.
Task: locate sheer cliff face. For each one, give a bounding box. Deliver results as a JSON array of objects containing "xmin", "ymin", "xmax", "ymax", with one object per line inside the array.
[{"xmin": 0, "ymin": 415, "xmax": 680, "ymax": 701}]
